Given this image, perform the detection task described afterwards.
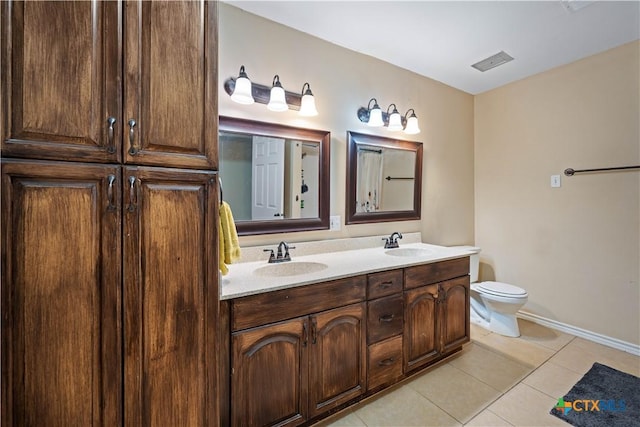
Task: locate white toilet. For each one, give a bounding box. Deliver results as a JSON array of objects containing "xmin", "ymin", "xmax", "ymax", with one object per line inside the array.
[{"xmin": 456, "ymin": 246, "xmax": 528, "ymax": 337}]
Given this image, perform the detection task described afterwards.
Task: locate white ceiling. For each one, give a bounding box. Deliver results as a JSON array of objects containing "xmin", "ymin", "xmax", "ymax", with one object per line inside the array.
[{"xmin": 225, "ymin": 0, "xmax": 640, "ymax": 94}]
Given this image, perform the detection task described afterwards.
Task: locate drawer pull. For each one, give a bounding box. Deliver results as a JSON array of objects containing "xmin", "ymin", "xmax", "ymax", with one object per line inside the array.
[
  {"xmin": 379, "ymin": 314, "xmax": 395, "ymax": 323},
  {"xmin": 379, "ymin": 281, "xmax": 393, "ymax": 289},
  {"xmin": 378, "ymin": 357, "xmax": 395, "ymax": 367}
]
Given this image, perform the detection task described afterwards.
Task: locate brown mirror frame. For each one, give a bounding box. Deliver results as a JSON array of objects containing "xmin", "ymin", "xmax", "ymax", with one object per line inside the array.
[
  {"xmin": 219, "ymin": 116, "xmax": 330, "ymax": 235},
  {"xmin": 346, "ymin": 131, "xmax": 423, "ymax": 224}
]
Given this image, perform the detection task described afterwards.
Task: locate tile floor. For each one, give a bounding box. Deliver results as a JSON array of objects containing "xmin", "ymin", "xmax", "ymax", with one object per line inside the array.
[{"xmin": 313, "ymin": 319, "xmax": 640, "ymax": 427}]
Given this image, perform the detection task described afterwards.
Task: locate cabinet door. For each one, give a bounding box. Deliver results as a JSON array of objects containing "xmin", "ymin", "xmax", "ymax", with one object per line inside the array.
[
  {"xmin": 403, "ymin": 284, "xmax": 440, "ymax": 373},
  {"xmin": 440, "ymin": 276, "xmax": 470, "ymax": 354},
  {"xmin": 123, "ymin": 166, "xmax": 218, "ymax": 426},
  {"xmin": 1, "ymin": 1, "xmax": 121, "ymax": 163},
  {"xmin": 231, "ymin": 318, "xmax": 309, "ymax": 427},
  {"xmin": 1, "ymin": 159, "xmax": 122, "ymax": 425},
  {"xmin": 123, "ymin": 0, "xmax": 218, "ymax": 169},
  {"xmin": 309, "ymin": 303, "xmax": 366, "ymax": 419}
]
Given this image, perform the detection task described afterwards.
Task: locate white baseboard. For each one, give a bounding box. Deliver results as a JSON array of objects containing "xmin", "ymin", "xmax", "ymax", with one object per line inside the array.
[{"xmin": 517, "ymin": 311, "xmax": 640, "ymax": 357}]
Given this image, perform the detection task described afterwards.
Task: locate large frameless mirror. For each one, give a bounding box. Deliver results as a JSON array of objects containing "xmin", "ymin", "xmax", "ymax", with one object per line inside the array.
[
  {"xmin": 346, "ymin": 131, "xmax": 423, "ymax": 224},
  {"xmin": 219, "ymin": 116, "xmax": 330, "ymax": 235}
]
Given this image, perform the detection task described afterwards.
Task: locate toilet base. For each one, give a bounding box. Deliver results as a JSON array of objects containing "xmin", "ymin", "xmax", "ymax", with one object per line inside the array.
[{"xmin": 470, "ymin": 302, "xmax": 521, "ymax": 337}]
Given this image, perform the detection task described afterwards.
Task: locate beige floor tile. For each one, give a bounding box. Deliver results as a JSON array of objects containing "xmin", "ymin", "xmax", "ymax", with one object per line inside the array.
[
  {"xmin": 473, "ymin": 332, "xmax": 556, "ymax": 368},
  {"xmin": 470, "ymin": 323, "xmax": 492, "ymax": 339},
  {"xmin": 354, "ymin": 385, "xmax": 461, "ymax": 427},
  {"xmin": 522, "ymin": 361, "xmax": 583, "ymax": 398},
  {"xmin": 312, "ymin": 408, "xmax": 366, "ymax": 427},
  {"xmin": 488, "ymin": 383, "xmax": 568, "ymax": 426},
  {"xmin": 516, "ymin": 319, "xmax": 575, "ymax": 351},
  {"xmin": 464, "ymin": 409, "xmax": 513, "ymax": 426},
  {"xmin": 570, "ymin": 338, "xmax": 640, "ymax": 376},
  {"xmin": 549, "ymin": 338, "xmax": 640, "ymax": 377},
  {"xmin": 449, "ymin": 343, "xmax": 533, "ymax": 392},
  {"xmin": 407, "ymin": 363, "xmax": 502, "ymax": 423}
]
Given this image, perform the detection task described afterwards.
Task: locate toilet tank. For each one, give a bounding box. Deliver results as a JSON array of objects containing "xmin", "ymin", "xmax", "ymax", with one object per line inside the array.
[{"xmin": 450, "ymin": 246, "xmax": 481, "ymax": 283}]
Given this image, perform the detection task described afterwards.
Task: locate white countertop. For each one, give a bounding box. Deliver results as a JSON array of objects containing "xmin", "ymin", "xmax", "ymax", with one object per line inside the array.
[{"xmin": 220, "ymin": 241, "xmax": 475, "ymax": 300}]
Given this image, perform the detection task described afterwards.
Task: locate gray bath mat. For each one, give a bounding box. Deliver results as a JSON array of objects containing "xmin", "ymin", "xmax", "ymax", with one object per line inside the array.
[{"xmin": 550, "ymin": 362, "xmax": 639, "ymax": 427}]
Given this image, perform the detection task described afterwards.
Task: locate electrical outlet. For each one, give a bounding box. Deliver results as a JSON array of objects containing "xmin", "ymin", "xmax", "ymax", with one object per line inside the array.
[
  {"xmin": 551, "ymin": 175, "xmax": 561, "ymax": 188},
  {"xmin": 329, "ymin": 215, "xmax": 341, "ymax": 231}
]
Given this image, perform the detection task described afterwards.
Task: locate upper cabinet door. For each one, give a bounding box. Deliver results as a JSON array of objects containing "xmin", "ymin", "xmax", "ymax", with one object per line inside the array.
[
  {"xmin": 123, "ymin": 0, "xmax": 218, "ymax": 169},
  {"xmin": 1, "ymin": 1, "xmax": 121, "ymax": 163}
]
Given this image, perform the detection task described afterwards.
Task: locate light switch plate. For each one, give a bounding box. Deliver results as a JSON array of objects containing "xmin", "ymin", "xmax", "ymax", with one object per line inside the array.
[
  {"xmin": 329, "ymin": 215, "xmax": 341, "ymax": 231},
  {"xmin": 551, "ymin": 175, "xmax": 561, "ymax": 188}
]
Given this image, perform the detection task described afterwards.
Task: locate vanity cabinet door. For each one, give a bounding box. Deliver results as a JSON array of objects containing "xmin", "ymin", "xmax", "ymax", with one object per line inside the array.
[
  {"xmin": 231, "ymin": 318, "xmax": 309, "ymax": 427},
  {"xmin": 403, "ymin": 284, "xmax": 440, "ymax": 373},
  {"xmin": 439, "ymin": 276, "xmax": 470, "ymax": 354},
  {"xmin": 308, "ymin": 303, "xmax": 366, "ymax": 419}
]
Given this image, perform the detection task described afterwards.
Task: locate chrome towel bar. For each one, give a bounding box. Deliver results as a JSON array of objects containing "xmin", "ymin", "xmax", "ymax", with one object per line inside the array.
[{"xmin": 564, "ymin": 165, "xmax": 640, "ymax": 176}]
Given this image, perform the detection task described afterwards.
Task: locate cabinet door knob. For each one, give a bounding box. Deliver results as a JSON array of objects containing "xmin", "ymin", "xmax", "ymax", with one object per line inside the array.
[
  {"xmin": 128, "ymin": 119, "xmax": 138, "ymax": 155},
  {"xmin": 106, "ymin": 117, "xmax": 116, "ymax": 154}
]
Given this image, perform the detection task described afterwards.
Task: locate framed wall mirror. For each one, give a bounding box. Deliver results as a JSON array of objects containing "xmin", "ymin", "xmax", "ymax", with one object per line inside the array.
[
  {"xmin": 346, "ymin": 131, "xmax": 423, "ymax": 224},
  {"xmin": 219, "ymin": 116, "xmax": 330, "ymax": 235}
]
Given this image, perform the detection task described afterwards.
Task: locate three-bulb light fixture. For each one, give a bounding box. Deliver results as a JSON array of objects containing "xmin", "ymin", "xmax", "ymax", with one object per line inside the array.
[
  {"xmin": 357, "ymin": 98, "xmax": 421, "ymax": 134},
  {"xmin": 224, "ymin": 65, "xmax": 318, "ymax": 116}
]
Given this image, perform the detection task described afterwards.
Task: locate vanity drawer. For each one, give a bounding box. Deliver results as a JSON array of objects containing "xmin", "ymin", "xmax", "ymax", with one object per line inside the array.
[
  {"xmin": 368, "ymin": 269, "xmax": 403, "ymax": 299},
  {"xmin": 231, "ymin": 275, "xmax": 366, "ymax": 331},
  {"xmin": 368, "ymin": 335, "xmax": 403, "ymax": 390},
  {"xmin": 404, "ymin": 257, "xmax": 469, "ymax": 290},
  {"xmin": 367, "ymin": 294, "xmax": 403, "ymax": 344}
]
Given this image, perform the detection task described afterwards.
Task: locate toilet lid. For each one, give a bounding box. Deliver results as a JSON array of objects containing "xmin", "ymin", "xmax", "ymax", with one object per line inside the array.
[{"xmin": 477, "ymin": 281, "xmax": 528, "ymax": 297}]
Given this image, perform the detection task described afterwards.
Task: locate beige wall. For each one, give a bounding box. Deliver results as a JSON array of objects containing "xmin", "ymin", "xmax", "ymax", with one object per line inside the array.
[
  {"xmin": 219, "ymin": 4, "xmax": 475, "ymax": 248},
  {"xmin": 475, "ymin": 41, "xmax": 640, "ymax": 345}
]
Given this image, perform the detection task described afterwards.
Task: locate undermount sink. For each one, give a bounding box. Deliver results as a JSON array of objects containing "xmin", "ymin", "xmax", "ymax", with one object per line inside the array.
[
  {"xmin": 385, "ymin": 247, "xmax": 435, "ymax": 257},
  {"xmin": 253, "ymin": 261, "xmax": 329, "ymax": 277}
]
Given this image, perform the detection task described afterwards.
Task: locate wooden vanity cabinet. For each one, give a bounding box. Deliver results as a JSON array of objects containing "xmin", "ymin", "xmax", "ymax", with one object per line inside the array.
[
  {"xmin": 229, "ymin": 277, "xmax": 366, "ymax": 427},
  {"xmin": 2, "ymin": 0, "xmax": 218, "ymax": 170},
  {"xmin": 403, "ymin": 258, "xmax": 470, "ymax": 373}
]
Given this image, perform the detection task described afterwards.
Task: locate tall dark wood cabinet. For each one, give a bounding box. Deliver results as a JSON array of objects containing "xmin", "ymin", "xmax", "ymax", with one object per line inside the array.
[
  {"xmin": 1, "ymin": 160, "xmax": 123, "ymax": 425},
  {"xmin": 1, "ymin": 1, "xmax": 220, "ymax": 425}
]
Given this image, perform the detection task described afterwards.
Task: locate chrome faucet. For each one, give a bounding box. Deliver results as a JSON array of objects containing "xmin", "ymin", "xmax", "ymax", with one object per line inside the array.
[
  {"xmin": 383, "ymin": 232, "xmax": 403, "ymax": 249},
  {"xmin": 263, "ymin": 241, "xmax": 296, "ymax": 263}
]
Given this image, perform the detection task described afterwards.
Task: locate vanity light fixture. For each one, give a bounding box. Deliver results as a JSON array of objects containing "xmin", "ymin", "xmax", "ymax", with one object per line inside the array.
[
  {"xmin": 299, "ymin": 83, "xmax": 318, "ymax": 116},
  {"xmin": 230, "ymin": 66, "xmax": 254, "ymax": 105},
  {"xmin": 224, "ymin": 65, "xmax": 319, "ymax": 116},
  {"xmin": 386, "ymin": 104, "xmax": 403, "ymax": 131},
  {"xmin": 267, "ymin": 75, "xmax": 289, "ymax": 112},
  {"xmin": 356, "ymin": 99, "xmax": 421, "ymax": 134},
  {"xmin": 366, "ymin": 98, "xmax": 384, "ymax": 127},
  {"xmin": 403, "ymin": 109, "xmax": 421, "ymax": 135}
]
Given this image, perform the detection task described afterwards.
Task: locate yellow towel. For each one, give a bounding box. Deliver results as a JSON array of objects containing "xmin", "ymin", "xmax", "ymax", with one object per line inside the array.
[{"xmin": 219, "ymin": 201, "xmax": 241, "ymax": 275}]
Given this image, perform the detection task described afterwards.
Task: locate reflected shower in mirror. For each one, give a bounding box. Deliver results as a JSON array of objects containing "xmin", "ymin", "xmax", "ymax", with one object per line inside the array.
[
  {"xmin": 346, "ymin": 131, "xmax": 422, "ymax": 224},
  {"xmin": 219, "ymin": 116, "xmax": 330, "ymax": 235}
]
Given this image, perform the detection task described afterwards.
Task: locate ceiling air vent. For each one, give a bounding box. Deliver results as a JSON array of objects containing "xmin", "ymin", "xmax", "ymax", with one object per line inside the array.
[{"xmin": 471, "ymin": 51, "xmax": 514, "ymax": 72}]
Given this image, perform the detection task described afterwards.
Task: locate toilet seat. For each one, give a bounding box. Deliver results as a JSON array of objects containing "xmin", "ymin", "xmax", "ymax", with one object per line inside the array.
[{"xmin": 475, "ymin": 281, "xmax": 528, "ymax": 298}]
